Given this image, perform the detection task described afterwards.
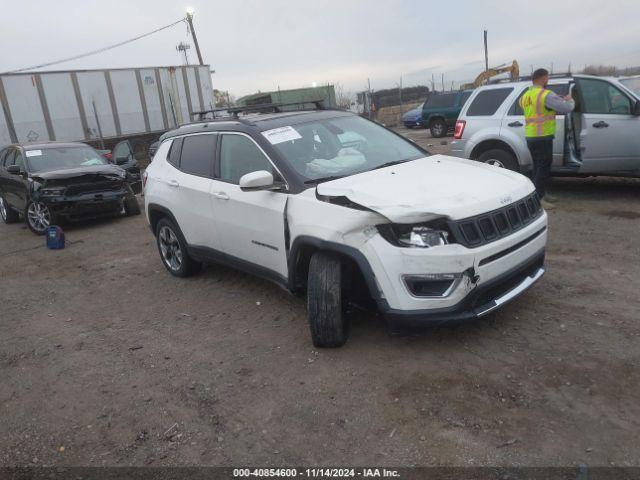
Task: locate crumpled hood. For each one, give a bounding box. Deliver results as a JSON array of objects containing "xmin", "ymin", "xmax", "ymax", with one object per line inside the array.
[
  {"xmin": 316, "ymin": 155, "xmax": 534, "ymax": 222},
  {"xmin": 30, "ymin": 164, "xmax": 126, "ymax": 182}
]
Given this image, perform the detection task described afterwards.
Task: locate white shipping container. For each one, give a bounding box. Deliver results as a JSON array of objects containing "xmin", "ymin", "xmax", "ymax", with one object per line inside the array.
[{"xmin": 0, "ymin": 65, "xmax": 214, "ymax": 146}]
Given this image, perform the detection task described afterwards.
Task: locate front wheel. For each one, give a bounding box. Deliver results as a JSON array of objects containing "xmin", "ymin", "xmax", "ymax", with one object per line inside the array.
[
  {"xmin": 477, "ymin": 148, "xmax": 519, "ymax": 172},
  {"xmin": 26, "ymin": 201, "xmax": 55, "ymax": 235},
  {"xmin": 0, "ymin": 195, "xmax": 20, "ymax": 224},
  {"xmin": 307, "ymin": 251, "xmax": 349, "ymax": 348}
]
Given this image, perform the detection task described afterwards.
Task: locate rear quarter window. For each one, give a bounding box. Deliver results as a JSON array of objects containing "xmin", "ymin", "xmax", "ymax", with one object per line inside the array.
[{"xmin": 466, "ymin": 88, "xmax": 513, "ymax": 116}]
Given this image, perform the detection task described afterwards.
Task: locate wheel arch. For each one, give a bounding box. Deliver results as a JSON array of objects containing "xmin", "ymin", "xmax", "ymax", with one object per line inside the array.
[
  {"xmin": 146, "ymin": 203, "xmax": 182, "ymax": 237},
  {"xmin": 288, "ymin": 235, "xmax": 386, "ymax": 309},
  {"xmin": 470, "ymin": 139, "xmax": 521, "ymax": 167}
]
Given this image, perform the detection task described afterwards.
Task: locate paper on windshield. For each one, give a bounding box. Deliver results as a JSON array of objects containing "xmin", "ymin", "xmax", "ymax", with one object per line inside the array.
[
  {"xmin": 261, "ymin": 126, "xmax": 302, "ymax": 145},
  {"xmin": 26, "ymin": 150, "xmax": 43, "ymax": 157}
]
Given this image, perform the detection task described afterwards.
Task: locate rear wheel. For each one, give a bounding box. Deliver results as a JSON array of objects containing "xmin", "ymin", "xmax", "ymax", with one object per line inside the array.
[
  {"xmin": 26, "ymin": 201, "xmax": 55, "ymax": 235},
  {"xmin": 430, "ymin": 118, "xmax": 448, "ymax": 138},
  {"xmin": 155, "ymin": 218, "xmax": 201, "ymax": 277},
  {"xmin": 307, "ymin": 251, "xmax": 349, "ymax": 348},
  {"xmin": 477, "ymin": 148, "xmax": 519, "ymax": 172},
  {"xmin": 0, "ymin": 195, "xmax": 19, "ymax": 224}
]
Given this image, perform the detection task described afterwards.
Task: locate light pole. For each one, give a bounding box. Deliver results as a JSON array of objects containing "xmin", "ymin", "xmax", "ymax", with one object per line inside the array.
[{"xmin": 185, "ymin": 7, "xmax": 204, "ymax": 65}]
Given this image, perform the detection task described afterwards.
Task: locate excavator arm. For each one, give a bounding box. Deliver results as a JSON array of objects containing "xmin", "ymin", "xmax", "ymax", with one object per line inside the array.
[{"xmin": 462, "ymin": 60, "xmax": 520, "ymax": 90}]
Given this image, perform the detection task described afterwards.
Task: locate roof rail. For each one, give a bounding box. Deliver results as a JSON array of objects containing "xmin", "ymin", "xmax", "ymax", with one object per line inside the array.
[
  {"xmin": 192, "ymin": 99, "xmax": 326, "ymax": 120},
  {"xmin": 488, "ymin": 72, "xmax": 573, "ymax": 84}
]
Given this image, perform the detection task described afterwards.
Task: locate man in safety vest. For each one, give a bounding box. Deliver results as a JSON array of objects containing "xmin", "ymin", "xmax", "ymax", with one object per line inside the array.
[{"xmin": 519, "ymin": 68, "xmax": 575, "ymax": 207}]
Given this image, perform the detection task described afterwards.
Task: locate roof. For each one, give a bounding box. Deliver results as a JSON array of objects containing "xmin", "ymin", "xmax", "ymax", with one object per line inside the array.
[
  {"xmin": 162, "ymin": 109, "xmax": 354, "ymax": 140},
  {"xmin": 12, "ymin": 142, "xmax": 89, "ymax": 150}
]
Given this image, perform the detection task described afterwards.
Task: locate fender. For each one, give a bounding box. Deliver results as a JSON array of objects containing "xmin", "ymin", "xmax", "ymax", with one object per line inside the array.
[
  {"xmin": 288, "ymin": 235, "xmax": 390, "ymax": 311},
  {"xmin": 146, "ymin": 203, "xmax": 183, "ymax": 236}
]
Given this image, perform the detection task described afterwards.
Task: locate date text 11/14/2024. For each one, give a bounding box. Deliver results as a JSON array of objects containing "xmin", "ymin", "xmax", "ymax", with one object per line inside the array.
[{"xmin": 233, "ymin": 468, "xmax": 401, "ymax": 478}]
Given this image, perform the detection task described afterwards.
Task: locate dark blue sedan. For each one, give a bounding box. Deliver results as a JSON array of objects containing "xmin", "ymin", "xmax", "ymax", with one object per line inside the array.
[{"xmin": 402, "ymin": 103, "xmax": 425, "ymax": 128}]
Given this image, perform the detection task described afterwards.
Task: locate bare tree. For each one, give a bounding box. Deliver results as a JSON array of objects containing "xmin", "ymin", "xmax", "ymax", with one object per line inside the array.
[
  {"xmin": 334, "ymin": 83, "xmax": 353, "ymax": 110},
  {"xmin": 213, "ymin": 89, "xmax": 236, "ymax": 108},
  {"xmin": 581, "ymin": 65, "xmax": 617, "ymax": 76}
]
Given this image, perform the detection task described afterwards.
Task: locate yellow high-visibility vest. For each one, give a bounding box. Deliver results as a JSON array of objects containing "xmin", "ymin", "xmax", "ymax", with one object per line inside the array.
[{"xmin": 519, "ymin": 86, "xmax": 556, "ymax": 137}]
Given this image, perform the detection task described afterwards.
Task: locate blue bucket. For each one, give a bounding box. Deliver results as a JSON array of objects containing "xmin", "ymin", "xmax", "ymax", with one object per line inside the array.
[{"xmin": 46, "ymin": 226, "xmax": 65, "ymax": 249}]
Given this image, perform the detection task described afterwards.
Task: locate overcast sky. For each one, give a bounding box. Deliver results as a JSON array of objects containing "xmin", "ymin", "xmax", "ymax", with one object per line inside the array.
[{"xmin": 1, "ymin": 0, "xmax": 639, "ymax": 97}]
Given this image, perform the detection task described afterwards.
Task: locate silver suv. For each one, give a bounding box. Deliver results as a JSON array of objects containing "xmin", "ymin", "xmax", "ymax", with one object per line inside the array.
[{"xmin": 450, "ymin": 75, "xmax": 640, "ymax": 176}]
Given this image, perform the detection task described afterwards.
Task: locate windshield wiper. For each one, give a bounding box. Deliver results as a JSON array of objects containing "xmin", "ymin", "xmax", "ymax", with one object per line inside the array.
[
  {"xmin": 304, "ymin": 175, "xmax": 345, "ymax": 185},
  {"xmin": 372, "ymin": 160, "xmax": 409, "ymax": 170}
]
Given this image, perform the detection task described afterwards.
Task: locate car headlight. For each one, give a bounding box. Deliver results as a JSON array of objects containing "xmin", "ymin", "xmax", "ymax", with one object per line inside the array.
[{"xmin": 377, "ymin": 222, "xmax": 452, "ymax": 248}]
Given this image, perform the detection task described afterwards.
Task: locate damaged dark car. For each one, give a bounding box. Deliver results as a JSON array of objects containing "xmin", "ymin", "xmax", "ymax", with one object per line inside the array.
[{"xmin": 0, "ymin": 142, "xmax": 140, "ymax": 235}]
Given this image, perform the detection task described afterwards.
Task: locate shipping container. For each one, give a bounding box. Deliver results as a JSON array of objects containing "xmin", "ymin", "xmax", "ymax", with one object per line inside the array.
[{"xmin": 0, "ymin": 65, "xmax": 214, "ymax": 148}]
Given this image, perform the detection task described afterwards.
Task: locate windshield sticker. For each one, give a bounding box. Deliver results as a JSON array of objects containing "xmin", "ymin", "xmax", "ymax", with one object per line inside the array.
[
  {"xmin": 26, "ymin": 150, "xmax": 43, "ymax": 157},
  {"xmin": 261, "ymin": 126, "xmax": 302, "ymax": 145}
]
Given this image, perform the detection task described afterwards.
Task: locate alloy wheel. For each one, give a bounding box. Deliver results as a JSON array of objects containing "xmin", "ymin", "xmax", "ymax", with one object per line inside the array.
[
  {"xmin": 27, "ymin": 202, "xmax": 51, "ymax": 233},
  {"xmin": 485, "ymin": 159, "xmax": 505, "ymax": 168},
  {"xmin": 158, "ymin": 225, "xmax": 183, "ymax": 272}
]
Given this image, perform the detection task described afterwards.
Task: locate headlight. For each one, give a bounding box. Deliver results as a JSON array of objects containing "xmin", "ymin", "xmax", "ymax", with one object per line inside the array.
[{"xmin": 377, "ymin": 222, "xmax": 452, "ymax": 248}]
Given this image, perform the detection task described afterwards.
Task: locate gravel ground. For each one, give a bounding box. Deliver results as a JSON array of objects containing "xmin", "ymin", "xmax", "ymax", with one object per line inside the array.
[{"xmin": 1, "ymin": 128, "xmax": 639, "ymax": 467}]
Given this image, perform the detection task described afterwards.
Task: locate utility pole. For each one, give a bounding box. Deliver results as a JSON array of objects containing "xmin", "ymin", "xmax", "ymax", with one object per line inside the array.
[
  {"xmin": 185, "ymin": 9, "xmax": 204, "ymax": 65},
  {"xmin": 441, "ymin": 73, "xmax": 444, "ymax": 92},
  {"xmin": 176, "ymin": 42, "xmax": 191, "ymax": 65},
  {"xmin": 483, "ymin": 30, "xmax": 489, "ymax": 73},
  {"xmin": 431, "ymin": 73, "xmax": 435, "ymax": 92}
]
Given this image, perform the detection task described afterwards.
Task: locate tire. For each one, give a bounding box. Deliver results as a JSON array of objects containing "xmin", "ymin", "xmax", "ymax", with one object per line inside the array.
[
  {"xmin": 0, "ymin": 195, "xmax": 19, "ymax": 224},
  {"xmin": 477, "ymin": 148, "xmax": 519, "ymax": 172},
  {"xmin": 25, "ymin": 200, "xmax": 56, "ymax": 235},
  {"xmin": 155, "ymin": 217, "xmax": 201, "ymax": 277},
  {"xmin": 307, "ymin": 251, "xmax": 349, "ymax": 348},
  {"xmin": 124, "ymin": 195, "xmax": 141, "ymax": 216},
  {"xmin": 429, "ymin": 118, "xmax": 448, "ymax": 138}
]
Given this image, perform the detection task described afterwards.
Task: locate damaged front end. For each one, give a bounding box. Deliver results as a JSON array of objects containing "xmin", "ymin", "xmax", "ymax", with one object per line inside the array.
[{"xmin": 30, "ymin": 168, "xmax": 135, "ymax": 221}]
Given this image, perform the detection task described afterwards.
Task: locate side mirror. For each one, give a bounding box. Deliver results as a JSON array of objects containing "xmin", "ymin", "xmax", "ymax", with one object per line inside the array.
[
  {"xmin": 6, "ymin": 165, "xmax": 23, "ymax": 175},
  {"xmin": 634, "ymin": 100, "xmax": 640, "ymax": 116},
  {"xmin": 239, "ymin": 170, "xmax": 277, "ymax": 191}
]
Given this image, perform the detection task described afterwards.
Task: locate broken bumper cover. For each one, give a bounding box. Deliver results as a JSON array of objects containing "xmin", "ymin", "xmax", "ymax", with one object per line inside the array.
[
  {"xmin": 383, "ymin": 250, "xmax": 545, "ymax": 329},
  {"xmin": 41, "ymin": 189, "xmax": 131, "ymax": 219}
]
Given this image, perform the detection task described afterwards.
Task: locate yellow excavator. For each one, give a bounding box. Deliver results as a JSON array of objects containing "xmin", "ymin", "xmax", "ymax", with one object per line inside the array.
[{"xmin": 462, "ymin": 60, "xmax": 520, "ymax": 89}]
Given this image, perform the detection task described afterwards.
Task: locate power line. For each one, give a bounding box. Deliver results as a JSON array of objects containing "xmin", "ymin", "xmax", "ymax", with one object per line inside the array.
[{"xmin": 2, "ymin": 18, "xmax": 186, "ymax": 74}]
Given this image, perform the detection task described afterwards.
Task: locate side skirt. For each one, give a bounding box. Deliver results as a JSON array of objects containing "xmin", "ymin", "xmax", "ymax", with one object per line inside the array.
[{"xmin": 187, "ymin": 245, "xmax": 291, "ymax": 293}]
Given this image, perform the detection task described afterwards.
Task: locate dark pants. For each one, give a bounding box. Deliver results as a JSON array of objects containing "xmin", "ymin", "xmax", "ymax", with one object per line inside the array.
[{"xmin": 526, "ymin": 136, "xmax": 553, "ymax": 198}]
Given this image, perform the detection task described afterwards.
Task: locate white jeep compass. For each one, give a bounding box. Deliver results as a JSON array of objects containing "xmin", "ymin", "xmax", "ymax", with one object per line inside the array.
[{"xmin": 144, "ymin": 106, "xmax": 547, "ymax": 347}]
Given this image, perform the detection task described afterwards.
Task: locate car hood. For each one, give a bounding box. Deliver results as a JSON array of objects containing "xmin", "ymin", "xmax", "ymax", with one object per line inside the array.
[
  {"xmin": 30, "ymin": 164, "xmax": 126, "ymax": 182},
  {"xmin": 316, "ymin": 155, "xmax": 534, "ymax": 223}
]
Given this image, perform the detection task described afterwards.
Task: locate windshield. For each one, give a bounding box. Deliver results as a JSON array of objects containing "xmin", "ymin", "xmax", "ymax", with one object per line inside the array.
[
  {"xmin": 620, "ymin": 77, "xmax": 640, "ymax": 97},
  {"xmin": 25, "ymin": 146, "xmax": 108, "ymax": 173},
  {"xmin": 267, "ymin": 116, "xmax": 426, "ymax": 182}
]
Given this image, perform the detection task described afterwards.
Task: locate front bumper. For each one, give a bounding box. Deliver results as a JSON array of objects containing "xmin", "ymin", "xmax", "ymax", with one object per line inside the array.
[
  {"xmin": 383, "ymin": 250, "xmax": 545, "ymax": 328},
  {"xmin": 41, "ymin": 189, "xmax": 131, "ymax": 220},
  {"xmin": 404, "ymin": 119, "xmax": 423, "ymax": 128}
]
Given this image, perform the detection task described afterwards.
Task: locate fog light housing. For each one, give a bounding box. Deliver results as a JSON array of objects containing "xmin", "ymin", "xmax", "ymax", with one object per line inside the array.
[{"xmin": 403, "ymin": 273, "xmax": 461, "ymax": 297}]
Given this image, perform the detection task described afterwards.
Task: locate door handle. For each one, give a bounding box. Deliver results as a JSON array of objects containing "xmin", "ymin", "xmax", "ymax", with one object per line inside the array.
[
  {"xmin": 592, "ymin": 121, "xmax": 609, "ymax": 128},
  {"xmin": 167, "ymin": 180, "xmax": 179, "ymax": 188},
  {"xmin": 211, "ymin": 191, "xmax": 230, "ymax": 200},
  {"xmin": 508, "ymin": 121, "xmax": 523, "ymax": 127}
]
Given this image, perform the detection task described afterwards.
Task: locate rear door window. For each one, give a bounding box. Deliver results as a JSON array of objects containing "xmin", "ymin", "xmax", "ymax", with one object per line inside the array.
[
  {"xmin": 179, "ymin": 134, "xmax": 216, "ymax": 177},
  {"xmin": 426, "ymin": 93, "xmax": 457, "ymax": 109},
  {"xmin": 466, "ymin": 88, "xmax": 513, "ymax": 116},
  {"xmin": 509, "ymin": 84, "xmax": 570, "ymax": 115}
]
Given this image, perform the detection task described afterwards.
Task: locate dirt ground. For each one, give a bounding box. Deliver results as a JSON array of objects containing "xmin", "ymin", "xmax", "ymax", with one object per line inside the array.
[{"xmin": 1, "ymin": 128, "xmax": 640, "ymax": 468}]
